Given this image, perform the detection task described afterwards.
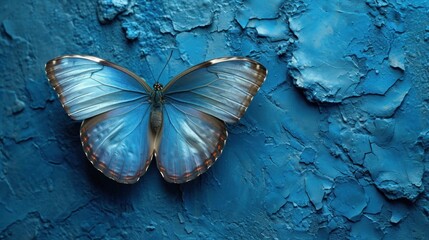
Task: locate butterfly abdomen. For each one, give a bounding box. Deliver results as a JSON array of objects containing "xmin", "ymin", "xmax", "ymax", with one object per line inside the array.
[
  {"xmin": 150, "ymin": 90, "xmax": 164, "ymax": 135},
  {"xmin": 150, "ymin": 105, "xmax": 163, "ymax": 135}
]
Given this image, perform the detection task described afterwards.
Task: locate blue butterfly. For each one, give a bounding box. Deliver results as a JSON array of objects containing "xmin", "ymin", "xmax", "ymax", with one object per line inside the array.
[{"xmin": 45, "ymin": 55, "xmax": 267, "ymax": 184}]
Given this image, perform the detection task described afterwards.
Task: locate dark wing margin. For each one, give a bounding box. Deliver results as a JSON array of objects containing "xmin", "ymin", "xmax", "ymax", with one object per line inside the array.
[
  {"xmin": 162, "ymin": 57, "xmax": 267, "ymax": 123},
  {"xmin": 45, "ymin": 55, "xmax": 153, "ymax": 120}
]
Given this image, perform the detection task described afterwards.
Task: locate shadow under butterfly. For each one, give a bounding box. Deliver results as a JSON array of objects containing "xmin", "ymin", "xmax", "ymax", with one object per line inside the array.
[{"xmin": 45, "ymin": 55, "xmax": 267, "ymax": 184}]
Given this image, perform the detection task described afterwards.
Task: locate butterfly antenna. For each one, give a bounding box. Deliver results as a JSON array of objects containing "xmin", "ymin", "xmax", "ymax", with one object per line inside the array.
[
  {"xmin": 156, "ymin": 50, "xmax": 174, "ymax": 83},
  {"xmin": 143, "ymin": 57, "xmax": 156, "ymax": 84}
]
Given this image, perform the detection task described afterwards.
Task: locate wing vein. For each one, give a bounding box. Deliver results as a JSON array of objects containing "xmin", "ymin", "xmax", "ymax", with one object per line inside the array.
[
  {"xmin": 192, "ymin": 89, "xmax": 248, "ymax": 107},
  {"xmin": 164, "ymin": 104, "xmax": 205, "ymax": 176},
  {"xmin": 163, "ymin": 78, "xmax": 220, "ymax": 95},
  {"xmin": 210, "ymin": 68, "xmax": 262, "ymax": 87},
  {"xmin": 92, "ymin": 102, "xmax": 146, "ymax": 156},
  {"xmin": 69, "ymin": 96, "xmax": 146, "ymax": 116},
  {"xmin": 118, "ymin": 104, "xmax": 151, "ymax": 179},
  {"xmin": 166, "ymin": 94, "xmax": 239, "ymax": 120}
]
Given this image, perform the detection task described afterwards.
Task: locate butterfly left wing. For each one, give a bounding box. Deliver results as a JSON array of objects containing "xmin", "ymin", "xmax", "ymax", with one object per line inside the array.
[
  {"xmin": 46, "ymin": 55, "xmax": 155, "ymax": 183},
  {"xmin": 156, "ymin": 101, "xmax": 227, "ymax": 183}
]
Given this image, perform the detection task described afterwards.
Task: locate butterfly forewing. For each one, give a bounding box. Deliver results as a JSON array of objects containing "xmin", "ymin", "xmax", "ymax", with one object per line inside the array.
[
  {"xmin": 45, "ymin": 55, "xmax": 152, "ymax": 120},
  {"xmin": 162, "ymin": 57, "xmax": 267, "ymax": 123},
  {"xmin": 46, "ymin": 55, "xmax": 155, "ymax": 183},
  {"xmin": 156, "ymin": 101, "xmax": 227, "ymax": 183}
]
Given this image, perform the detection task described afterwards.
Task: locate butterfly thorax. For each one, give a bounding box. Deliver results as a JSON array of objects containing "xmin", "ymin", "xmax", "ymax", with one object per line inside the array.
[{"xmin": 150, "ymin": 83, "xmax": 164, "ymax": 135}]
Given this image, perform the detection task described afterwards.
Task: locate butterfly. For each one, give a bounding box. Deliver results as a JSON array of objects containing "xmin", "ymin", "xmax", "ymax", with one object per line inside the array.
[{"xmin": 45, "ymin": 55, "xmax": 267, "ymax": 184}]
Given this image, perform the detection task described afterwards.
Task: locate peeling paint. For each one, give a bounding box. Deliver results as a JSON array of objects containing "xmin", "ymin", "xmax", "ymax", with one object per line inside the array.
[{"xmin": 1, "ymin": 0, "xmax": 429, "ymax": 239}]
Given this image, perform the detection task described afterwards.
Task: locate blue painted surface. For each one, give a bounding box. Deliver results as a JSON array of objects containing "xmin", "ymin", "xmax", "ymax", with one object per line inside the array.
[{"xmin": 1, "ymin": 0, "xmax": 428, "ymax": 239}]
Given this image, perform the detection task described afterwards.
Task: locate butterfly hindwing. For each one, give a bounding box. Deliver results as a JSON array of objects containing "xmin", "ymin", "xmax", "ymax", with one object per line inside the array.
[
  {"xmin": 81, "ymin": 101, "xmax": 155, "ymax": 183},
  {"xmin": 162, "ymin": 57, "xmax": 267, "ymax": 123},
  {"xmin": 46, "ymin": 55, "xmax": 155, "ymax": 183},
  {"xmin": 156, "ymin": 101, "xmax": 227, "ymax": 183},
  {"xmin": 45, "ymin": 55, "xmax": 152, "ymax": 120}
]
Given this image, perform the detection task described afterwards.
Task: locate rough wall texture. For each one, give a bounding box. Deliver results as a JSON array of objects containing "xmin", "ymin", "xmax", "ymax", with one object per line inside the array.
[{"xmin": 1, "ymin": 0, "xmax": 428, "ymax": 239}]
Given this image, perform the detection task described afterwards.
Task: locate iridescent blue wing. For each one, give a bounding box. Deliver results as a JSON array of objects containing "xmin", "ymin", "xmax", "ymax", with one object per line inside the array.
[
  {"xmin": 162, "ymin": 57, "xmax": 267, "ymax": 123},
  {"xmin": 46, "ymin": 55, "xmax": 155, "ymax": 183},
  {"xmin": 157, "ymin": 57, "xmax": 267, "ymax": 183},
  {"xmin": 46, "ymin": 55, "xmax": 152, "ymax": 120},
  {"xmin": 80, "ymin": 101, "xmax": 155, "ymax": 183},
  {"xmin": 156, "ymin": 102, "xmax": 227, "ymax": 183}
]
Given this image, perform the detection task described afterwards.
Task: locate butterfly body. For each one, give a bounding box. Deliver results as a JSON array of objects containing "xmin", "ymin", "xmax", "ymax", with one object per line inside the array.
[
  {"xmin": 46, "ymin": 55, "xmax": 267, "ymax": 184},
  {"xmin": 150, "ymin": 85, "xmax": 164, "ymax": 135}
]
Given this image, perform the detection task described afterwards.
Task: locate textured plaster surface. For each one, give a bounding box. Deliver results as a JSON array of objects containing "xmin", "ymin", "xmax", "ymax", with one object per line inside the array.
[{"xmin": 1, "ymin": 0, "xmax": 429, "ymax": 239}]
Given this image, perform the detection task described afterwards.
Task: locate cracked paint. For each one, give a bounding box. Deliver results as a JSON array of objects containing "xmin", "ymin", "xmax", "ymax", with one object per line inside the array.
[
  {"xmin": 289, "ymin": 0, "xmax": 404, "ymax": 103},
  {"xmin": 1, "ymin": 0, "xmax": 429, "ymax": 239}
]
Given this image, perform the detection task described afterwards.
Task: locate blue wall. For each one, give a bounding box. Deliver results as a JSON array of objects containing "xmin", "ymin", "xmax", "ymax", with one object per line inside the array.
[{"xmin": 1, "ymin": 0, "xmax": 428, "ymax": 239}]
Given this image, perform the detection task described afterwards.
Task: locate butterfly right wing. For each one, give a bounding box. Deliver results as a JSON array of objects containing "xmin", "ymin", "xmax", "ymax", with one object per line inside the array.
[{"xmin": 46, "ymin": 55, "xmax": 155, "ymax": 183}]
